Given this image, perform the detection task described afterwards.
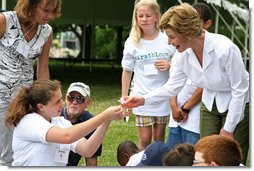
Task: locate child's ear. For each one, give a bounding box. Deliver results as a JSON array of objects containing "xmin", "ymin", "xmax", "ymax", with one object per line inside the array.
[
  {"xmin": 210, "ymin": 161, "xmax": 219, "ymax": 166},
  {"xmin": 204, "ymin": 19, "xmax": 212, "ymax": 30}
]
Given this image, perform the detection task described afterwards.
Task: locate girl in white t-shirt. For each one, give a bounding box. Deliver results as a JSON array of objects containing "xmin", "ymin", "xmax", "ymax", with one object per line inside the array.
[
  {"xmin": 5, "ymin": 80, "xmax": 124, "ymax": 166},
  {"xmin": 121, "ymin": 0, "xmax": 175, "ymax": 150}
]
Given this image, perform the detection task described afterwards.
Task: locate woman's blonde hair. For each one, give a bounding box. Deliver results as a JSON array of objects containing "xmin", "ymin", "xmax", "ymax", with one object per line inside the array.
[
  {"xmin": 15, "ymin": 0, "xmax": 62, "ymax": 24},
  {"xmin": 130, "ymin": 0, "xmax": 161, "ymax": 45},
  {"xmin": 159, "ymin": 3, "xmax": 202, "ymax": 39},
  {"xmin": 5, "ymin": 80, "xmax": 61, "ymax": 127}
]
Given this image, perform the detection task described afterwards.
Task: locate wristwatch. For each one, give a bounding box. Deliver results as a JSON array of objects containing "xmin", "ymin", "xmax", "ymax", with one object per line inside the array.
[{"xmin": 181, "ymin": 105, "xmax": 190, "ymax": 113}]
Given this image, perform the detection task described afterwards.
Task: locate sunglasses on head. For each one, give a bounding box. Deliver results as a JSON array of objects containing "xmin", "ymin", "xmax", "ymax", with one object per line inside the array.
[{"xmin": 67, "ymin": 95, "xmax": 85, "ymax": 104}]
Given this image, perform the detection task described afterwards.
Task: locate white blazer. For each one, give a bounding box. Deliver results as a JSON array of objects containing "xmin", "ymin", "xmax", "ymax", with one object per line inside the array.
[{"xmin": 144, "ymin": 30, "xmax": 249, "ymax": 133}]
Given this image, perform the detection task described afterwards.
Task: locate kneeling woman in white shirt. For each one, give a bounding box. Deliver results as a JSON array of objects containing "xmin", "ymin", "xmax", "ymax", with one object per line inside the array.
[{"xmin": 5, "ymin": 80, "xmax": 124, "ymax": 166}]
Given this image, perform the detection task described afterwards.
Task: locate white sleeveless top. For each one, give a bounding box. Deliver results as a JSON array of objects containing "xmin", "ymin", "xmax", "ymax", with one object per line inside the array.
[{"xmin": 0, "ymin": 11, "xmax": 52, "ymax": 102}]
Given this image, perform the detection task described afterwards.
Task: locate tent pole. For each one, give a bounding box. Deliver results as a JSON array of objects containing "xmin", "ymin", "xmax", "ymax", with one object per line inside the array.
[
  {"xmin": 2, "ymin": 0, "xmax": 6, "ymax": 10},
  {"xmin": 82, "ymin": 25, "xmax": 86, "ymax": 67}
]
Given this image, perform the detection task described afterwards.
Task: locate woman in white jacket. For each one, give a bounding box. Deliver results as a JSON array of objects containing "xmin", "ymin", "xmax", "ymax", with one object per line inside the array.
[{"xmin": 122, "ymin": 3, "xmax": 249, "ymax": 165}]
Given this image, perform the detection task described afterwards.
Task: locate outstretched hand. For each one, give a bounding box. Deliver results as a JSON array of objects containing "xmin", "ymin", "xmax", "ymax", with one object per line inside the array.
[
  {"xmin": 104, "ymin": 105, "xmax": 125, "ymax": 121},
  {"xmin": 120, "ymin": 96, "xmax": 145, "ymax": 108}
]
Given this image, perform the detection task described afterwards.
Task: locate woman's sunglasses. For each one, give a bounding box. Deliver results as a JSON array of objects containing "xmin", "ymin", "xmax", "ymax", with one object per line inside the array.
[{"xmin": 67, "ymin": 95, "xmax": 85, "ymax": 104}]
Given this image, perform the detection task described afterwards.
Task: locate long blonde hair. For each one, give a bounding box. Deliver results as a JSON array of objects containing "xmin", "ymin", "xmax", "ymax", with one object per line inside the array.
[
  {"xmin": 130, "ymin": 0, "xmax": 161, "ymax": 45},
  {"xmin": 15, "ymin": 0, "xmax": 62, "ymax": 25},
  {"xmin": 160, "ymin": 3, "xmax": 202, "ymax": 40},
  {"xmin": 6, "ymin": 80, "xmax": 61, "ymax": 127}
]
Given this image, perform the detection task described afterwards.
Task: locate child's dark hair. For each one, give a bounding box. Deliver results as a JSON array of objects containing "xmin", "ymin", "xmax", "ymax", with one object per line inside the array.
[
  {"xmin": 163, "ymin": 143, "xmax": 194, "ymax": 166},
  {"xmin": 192, "ymin": 2, "xmax": 212, "ymax": 22},
  {"xmin": 117, "ymin": 140, "xmax": 140, "ymax": 164}
]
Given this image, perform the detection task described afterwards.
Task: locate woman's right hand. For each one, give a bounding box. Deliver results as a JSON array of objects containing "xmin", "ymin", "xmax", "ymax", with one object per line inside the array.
[{"xmin": 121, "ymin": 96, "xmax": 145, "ymax": 108}]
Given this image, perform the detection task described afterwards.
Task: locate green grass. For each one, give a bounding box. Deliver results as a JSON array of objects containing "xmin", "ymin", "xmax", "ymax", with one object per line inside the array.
[{"xmin": 49, "ymin": 60, "xmax": 250, "ymax": 167}]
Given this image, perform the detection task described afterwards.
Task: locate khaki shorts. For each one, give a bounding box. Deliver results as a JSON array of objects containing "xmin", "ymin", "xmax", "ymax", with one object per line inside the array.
[{"xmin": 135, "ymin": 115, "xmax": 169, "ymax": 127}]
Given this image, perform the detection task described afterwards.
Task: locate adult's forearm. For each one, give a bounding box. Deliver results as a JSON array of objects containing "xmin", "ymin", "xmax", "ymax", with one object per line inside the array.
[{"xmin": 78, "ymin": 122, "xmax": 110, "ymax": 157}]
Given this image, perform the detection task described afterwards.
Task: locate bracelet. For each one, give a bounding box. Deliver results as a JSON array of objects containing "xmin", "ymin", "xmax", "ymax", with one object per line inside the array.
[{"xmin": 181, "ymin": 105, "xmax": 190, "ymax": 113}]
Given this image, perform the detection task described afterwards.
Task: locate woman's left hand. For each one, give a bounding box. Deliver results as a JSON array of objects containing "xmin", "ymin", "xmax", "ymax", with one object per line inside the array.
[{"xmin": 219, "ymin": 128, "xmax": 234, "ymax": 139}]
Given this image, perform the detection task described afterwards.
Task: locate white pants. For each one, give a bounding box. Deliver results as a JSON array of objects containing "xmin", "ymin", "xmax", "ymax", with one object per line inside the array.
[{"xmin": 0, "ymin": 101, "xmax": 13, "ymax": 166}]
